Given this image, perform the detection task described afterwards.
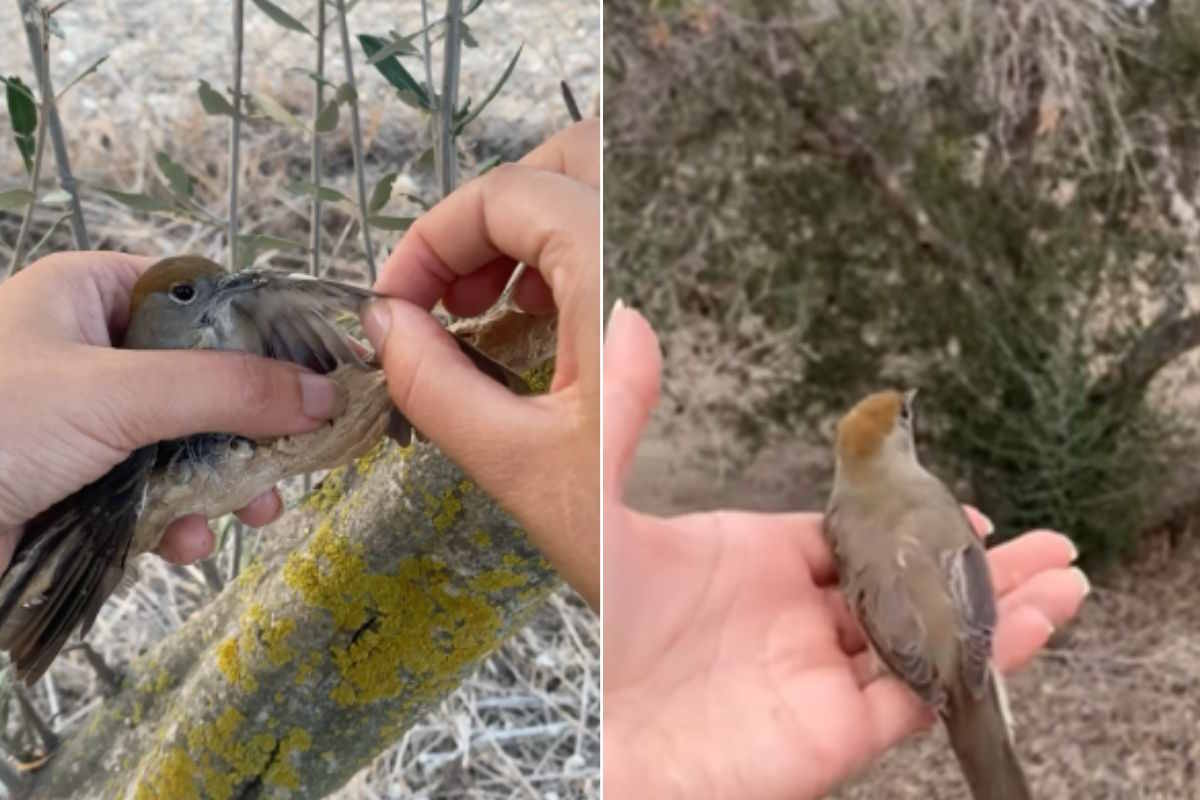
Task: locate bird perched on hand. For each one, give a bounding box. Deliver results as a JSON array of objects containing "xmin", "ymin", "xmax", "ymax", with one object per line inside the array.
[
  {"xmin": 0, "ymin": 255, "xmax": 526, "ymax": 685},
  {"xmin": 824, "ymin": 390, "xmax": 1031, "ymax": 800}
]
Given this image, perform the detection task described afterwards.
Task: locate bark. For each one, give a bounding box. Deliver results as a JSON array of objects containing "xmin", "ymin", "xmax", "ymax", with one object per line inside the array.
[{"xmin": 29, "ymin": 310, "xmax": 561, "ymax": 799}]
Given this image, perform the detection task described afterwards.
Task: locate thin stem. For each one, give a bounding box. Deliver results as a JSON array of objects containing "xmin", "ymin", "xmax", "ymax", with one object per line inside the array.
[
  {"xmin": 66, "ymin": 643, "xmax": 120, "ymax": 695},
  {"xmin": 421, "ymin": 0, "xmax": 437, "ymax": 120},
  {"xmin": 197, "ymin": 557, "xmax": 225, "ymax": 594},
  {"xmin": 14, "ymin": 686, "xmax": 58, "ymax": 753},
  {"xmin": 309, "ymin": 0, "xmax": 326, "ymax": 277},
  {"xmin": 437, "ymin": 0, "xmax": 462, "ymax": 198},
  {"xmin": 230, "ymin": 521, "xmax": 243, "ymax": 581},
  {"xmin": 18, "ymin": 0, "xmax": 88, "ymax": 250},
  {"xmin": 229, "ymin": 0, "xmax": 245, "ymax": 271},
  {"xmin": 334, "ymin": 0, "xmax": 376, "ymax": 281},
  {"xmin": 7, "ymin": 5, "xmax": 51, "ymax": 277}
]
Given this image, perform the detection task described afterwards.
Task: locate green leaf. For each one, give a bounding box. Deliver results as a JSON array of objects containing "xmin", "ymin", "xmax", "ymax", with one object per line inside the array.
[
  {"xmin": 358, "ymin": 34, "xmax": 430, "ymax": 109},
  {"xmin": 465, "ymin": 0, "xmax": 485, "ymax": 16},
  {"xmin": 454, "ymin": 44, "xmax": 522, "ymax": 135},
  {"xmin": 155, "ymin": 152, "xmax": 195, "ymax": 198},
  {"xmin": 368, "ymin": 172, "xmax": 398, "ymax": 213},
  {"xmin": 334, "ymin": 82, "xmax": 357, "ymax": 105},
  {"xmin": 460, "ymin": 22, "xmax": 479, "ymax": 48},
  {"xmin": 251, "ymin": 92, "xmax": 304, "ymax": 130},
  {"xmin": 56, "ymin": 53, "xmax": 108, "ymax": 102},
  {"xmin": 284, "ymin": 67, "xmax": 338, "ymax": 90},
  {"xmin": 197, "ymin": 80, "xmax": 237, "ymax": 117},
  {"xmin": 96, "ymin": 187, "xmax": 173, "ymax": 213},
  {"xmin": 364, "ymin": 33, "xmax": 419, "ymax": 64},
  {"xmin": 367, "ymin": 214, "xmax": 415, "ymax": 231},
  {"xmin": 250, "ymin": 0, "xmax": 312, "ymax": 36},
  {"xmin": 285, "ymin": 180, "xmax": 349, "ymax": 203},
  {"xmin": 5, "ymin": 76, "xmax": 38, "ymax": 174},
  {"xmin": 0, "ymin": 188, "xmax": 35, "ymax": 211},
  {"xmin": 314, "ymin": 99, "xmax": 339, "ymax": 132}
]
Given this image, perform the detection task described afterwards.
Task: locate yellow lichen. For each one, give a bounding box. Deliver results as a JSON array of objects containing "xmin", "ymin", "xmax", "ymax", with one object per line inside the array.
[
  {"xmin": 264, "ymin": 727, "xmax": 313, "ymax": 790},
  {"xmin": 522, "ymin": 360, "xmax": 556, "ymax": 393},
  {"xmin": 471, "ymin": 529, "xmax": 491, "ymax": 548},
  {"xmin": 134, "ymin": 746, "xmax": 200, "ymax": 800},
  {"xmin": 216, "ymin": 636, "xmax": 258, "ymax": 693},
  {"xmin": 237, "ymin": 560, "xmax": 266, "ymax": 588},
  {"xmin": 469, "ymin": 568, "xmax": 529, "ymax": 593}
]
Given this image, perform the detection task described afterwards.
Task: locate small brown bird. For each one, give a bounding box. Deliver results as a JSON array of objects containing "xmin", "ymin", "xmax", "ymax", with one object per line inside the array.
[
  {"xmin": 0, "ymin": 255, "xmax": 526, "ymax": 684},
  {"xmin": 824, "ymin": 390, "xmax": 1031, "ymax": 800}
]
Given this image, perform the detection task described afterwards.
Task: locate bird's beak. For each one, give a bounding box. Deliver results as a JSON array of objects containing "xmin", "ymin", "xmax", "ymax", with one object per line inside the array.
[{"xmin": 213, "ymin": 272, "xmax": 263, "ymax": 301}]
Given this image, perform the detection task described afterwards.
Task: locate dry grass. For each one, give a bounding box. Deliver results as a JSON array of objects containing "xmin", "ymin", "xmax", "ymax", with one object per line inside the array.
[{"xmin": 0, "ymin": 1, "xmax": 599, "ymax": 797}]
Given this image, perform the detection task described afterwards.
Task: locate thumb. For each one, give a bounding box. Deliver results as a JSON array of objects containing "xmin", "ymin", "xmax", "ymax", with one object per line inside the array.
[
  {"xmin": 361, "ymin": 297, "xmax": 539, "ymax": 480},
  {"xmin": 100, "ymin": 347, "xmax": 348, "ymax": 446},
  {"xmin": 603, "ymin": 301, "xmax": 661, "ymax": 501}
]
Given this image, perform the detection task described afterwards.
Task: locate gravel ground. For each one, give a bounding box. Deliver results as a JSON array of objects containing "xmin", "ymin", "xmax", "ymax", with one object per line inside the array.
[{"xmin": 0, "ymin": 2, "xmax": 599, "ymax": 798}]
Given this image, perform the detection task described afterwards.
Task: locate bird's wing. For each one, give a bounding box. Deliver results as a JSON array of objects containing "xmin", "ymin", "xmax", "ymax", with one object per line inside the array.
[
  {"xmin": 942, "ymin": 538, "xmax": 998, "ymax": 700},
  {"xmin": 222, "ymin": 270, "xmax": 372, "ymax": 373},
  {"xmin": 826, "ymin": 504, "xmax": 943, "ymax": 706},
  {"xmin": 0, "ymin": 445, "xmax": 156, "ymax": 684}
]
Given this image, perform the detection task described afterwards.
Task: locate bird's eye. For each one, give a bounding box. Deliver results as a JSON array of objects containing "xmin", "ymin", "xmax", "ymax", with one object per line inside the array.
[{"xmin": 169, "ymin": 282, "xmax": 196, "ymax": 304}]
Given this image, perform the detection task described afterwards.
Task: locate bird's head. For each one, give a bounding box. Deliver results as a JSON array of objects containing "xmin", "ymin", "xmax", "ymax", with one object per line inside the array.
[
  {"xmin": 124, "ymin": 256, "xmax": 230, "ymax": 349},
  {"xmin": 834, "ymin": 389, "xmax": 920, "ymax": 474}
]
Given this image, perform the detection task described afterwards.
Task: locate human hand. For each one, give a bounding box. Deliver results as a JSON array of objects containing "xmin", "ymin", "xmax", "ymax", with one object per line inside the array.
[
  {"xmin": 602, "ymin": 303, "xmax": 1089, "ymax": 799},
  {"xmin": 363, "ymin": 120, "xmax": 600, "ymax": 607},
  {"xmin": 0, "ymin": 251, "xmax": 349, "ymax": 570}
]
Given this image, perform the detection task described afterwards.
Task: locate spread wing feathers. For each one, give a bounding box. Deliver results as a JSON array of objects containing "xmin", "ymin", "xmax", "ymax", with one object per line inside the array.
[
  {"xmin": 225, "ymin": 271, "xmax": 371, "ymax": 374},
  {"xmin": 943, "ymin": 540, "xmax": 998, "ymax": 698},
  {"xmin": 224, "ymin": 269, "xmax": 531, "ymax": 391},
  {"xmin": 0, "ymin": 446, "xmax": 155, "ymax": 684}
]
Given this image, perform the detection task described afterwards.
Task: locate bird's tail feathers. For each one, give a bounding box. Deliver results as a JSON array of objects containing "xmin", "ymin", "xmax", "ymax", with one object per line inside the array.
[{"xmin": 943, "ymin": 668, "xmax": 1033, "ymax": 800}]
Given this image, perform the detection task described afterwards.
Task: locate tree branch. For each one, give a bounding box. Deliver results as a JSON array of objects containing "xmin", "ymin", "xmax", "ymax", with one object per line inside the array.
[
  {"xmin": 26, "ymin": 310, "xmax": 556, "ymax": 798},
  {"xmin": 1090, "ymin": 309, "xmax": 1200, "ymax": 404}
]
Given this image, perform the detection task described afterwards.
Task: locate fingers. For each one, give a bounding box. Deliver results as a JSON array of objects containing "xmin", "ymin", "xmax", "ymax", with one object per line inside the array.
[
  {"xmin": 442, "ymin": 257, "xmax": 519, "ymax": 317},
  {"xmin": 156, "ymin": 516, "xmax": 215, "ymax": 564},
  {"xmin": 98, "ymin": 348, "xmax": 346, "ymax": 447},
  {"xmin": 234, "ymin": 488, "xmax": 283, "ymax": 527},
  {"xmin": 373, "ymin": 163, "xmax": 598, "ymax": 313},
  {"xmin": 987, "ymin": 530, "xmax": 1078, "ymax": 596},
  {"xmin": 517, "ymin": 118, "xmax": 600, "ymax": 187},
  {"xmin": 156, "ymin": 488, "xmax": 283, "ymax": 564},
  {"xmin": 603, "ymin": 303, "xmax": 662, "ymax": 499},
  {"xmin": 362, "ymin": 296, "xmax": 545, "ymax": 478},
  {"xmin": 963, "ymin": 505, "xmax": 994, "ymax": 538},
  {"xmin": 512, "ymin": 268, "xmax": 556, "ymax": 314}
]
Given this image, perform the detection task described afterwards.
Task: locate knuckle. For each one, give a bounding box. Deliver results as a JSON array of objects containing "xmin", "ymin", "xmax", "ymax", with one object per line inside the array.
[{"xmin": 234, "ymin": 353, "xmax": 279, "ymax": 416}]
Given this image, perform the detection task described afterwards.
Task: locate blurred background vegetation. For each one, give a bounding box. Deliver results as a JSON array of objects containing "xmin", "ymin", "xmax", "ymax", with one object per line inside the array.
[{"xmin": 606, "ymin": 0, "xmax": 1200, "ymax": 563}]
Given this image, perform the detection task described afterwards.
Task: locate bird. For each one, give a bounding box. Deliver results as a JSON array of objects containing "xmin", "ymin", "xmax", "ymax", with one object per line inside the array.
[
  {"xmin": 0, "ymin": 255, "xmax": 527, "ymax": 684},
  {"xmin": 823, "ymin": 389, "xmax": 1031, "ymax": 800}
]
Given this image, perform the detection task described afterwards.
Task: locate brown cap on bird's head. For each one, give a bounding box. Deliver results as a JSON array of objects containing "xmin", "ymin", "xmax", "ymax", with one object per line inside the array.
[
  {"xmin": 834, "ymin": 389, "xmax": 914, "ymax": 463},
  {"xmin": 129, "ymin": 255, "xmax": 227, "ymax": 315}
]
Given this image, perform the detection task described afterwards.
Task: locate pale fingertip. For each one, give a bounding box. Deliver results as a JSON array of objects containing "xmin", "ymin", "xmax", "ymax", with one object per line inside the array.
[
  {"xmin": 157, "ymin": 516, "xmax": 216, "ymax": 564},
  {"xmin": 1067, "ymin": 538, "xmax": 1080, "ymax": 562},
  {"xmin": 1071, "ymin": 566, "xmax": 1091, "ymax": 598},
  {"xmin": 362, "ymin": 299, "xmax": 394, "ymax": 353}
]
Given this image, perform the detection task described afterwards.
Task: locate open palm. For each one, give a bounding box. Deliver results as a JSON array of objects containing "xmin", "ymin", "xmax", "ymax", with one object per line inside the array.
[{"xmin": 603, "ymin": 304, "xmax": 1086, "ymax": 799}]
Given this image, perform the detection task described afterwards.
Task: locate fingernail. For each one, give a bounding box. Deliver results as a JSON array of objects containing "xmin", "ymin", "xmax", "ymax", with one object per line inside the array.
[
  {"xmin": 362, "ymin": 299, "xmax": 393, "ymax": 350},
  {"xmin": 299, "ymin": 372, "xmax": 346, "ymax": 419},
  {"xmin": 980, "ymin": 513, "xmax": 995, "ymax": 538},
  {"xmin": 1071, "ymin": 566, "xmax": 1091, "ymax": 598},
  {"xmin": 1066, "ymin": 538, "xmax": 1079, "ymax": 562},
  {"xmin": 606, "ymin": 298, "xmax": 633, "ymax": 343}
]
